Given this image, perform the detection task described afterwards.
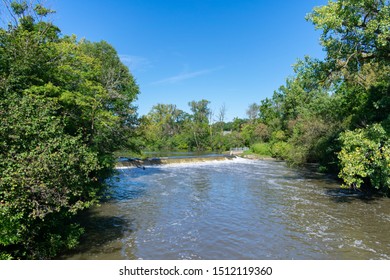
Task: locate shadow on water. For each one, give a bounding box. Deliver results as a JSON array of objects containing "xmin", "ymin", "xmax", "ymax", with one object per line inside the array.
[
  {"xmin": 59, "ymin": 208, "xmax": 134, "ymax": 259},
  {"xmin": 292, "ymin": 164, "xmax": 339, "ymax": 181},
  {"xmin": 60, "ymin": 167, "xmax": 164, "ymax": 258},
  {"xmin": 285, "ymin": 163, "xmax": 387, "ymax": 204},
  {"xmin": 324, "ymin": 187, "xmax": 384, "ymax": 204},
  {"xmin": 102, "ymin": 185, "xmax": 147, "ymax": 202},
  {"xmin": 102, "ymin": 167, "xmax": 164, "ymax": 202}
]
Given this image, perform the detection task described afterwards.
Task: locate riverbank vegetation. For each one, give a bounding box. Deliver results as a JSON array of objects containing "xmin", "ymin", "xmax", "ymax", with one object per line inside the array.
[
  {"xmin": 0, "ymin": 1, "xmax": 139, "ymax": 259},
  {"xmin": 0, "ymin": 0, "xmax": 389, "ymax": 260},
  {"xmin": 257, "ymin": 0, "xmax": 390, "ymax": 195},
  {"xmin": 136, "ymin": 100, "xmax": 264, "ymax": 152}
]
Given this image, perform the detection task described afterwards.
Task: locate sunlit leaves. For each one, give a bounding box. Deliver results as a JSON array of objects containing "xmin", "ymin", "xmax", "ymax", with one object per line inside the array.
[
  {"xmin": 10, "ymin": 1, "xmax": 28, "ymax": 16},
  {"xmin": 307, "ymin": 0, "xmax": 390, "ymax": 73},
  {"xmin": 338, "ymin": 123, "xmax": 390, "ymax": 191}
]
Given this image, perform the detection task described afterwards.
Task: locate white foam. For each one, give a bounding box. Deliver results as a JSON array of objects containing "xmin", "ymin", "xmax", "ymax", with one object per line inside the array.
[{"xmin": 156, "ymin": 157, "xmax": 253, "ymax": 169}]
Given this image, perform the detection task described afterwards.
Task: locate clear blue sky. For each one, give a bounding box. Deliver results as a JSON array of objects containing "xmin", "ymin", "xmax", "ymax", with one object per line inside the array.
[{"xmin": 51, "ymin": 0, "xmax": 328, "ymax": 121}]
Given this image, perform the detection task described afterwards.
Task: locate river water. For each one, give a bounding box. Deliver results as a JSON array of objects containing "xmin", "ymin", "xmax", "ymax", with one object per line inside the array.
[{"xmin": 63, "ymin": 158, "xmax": 390, "ymax": 260}]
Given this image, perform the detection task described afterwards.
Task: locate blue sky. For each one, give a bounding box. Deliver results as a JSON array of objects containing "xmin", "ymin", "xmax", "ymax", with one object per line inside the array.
[{"xmin": 52, "ymin": 0, "xmax": 328, "ymax": 121}]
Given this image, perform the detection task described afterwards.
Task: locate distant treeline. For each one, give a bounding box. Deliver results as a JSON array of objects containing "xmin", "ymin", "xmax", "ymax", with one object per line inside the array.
[{"xmin": 136, "ymin": 100, "xmax": 267, "ymax": 152}]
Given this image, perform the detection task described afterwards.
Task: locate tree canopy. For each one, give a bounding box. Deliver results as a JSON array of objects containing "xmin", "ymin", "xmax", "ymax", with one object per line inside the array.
[{"xmin": 0, "ymin": 1, "xmax": 139, "ymax": 259}]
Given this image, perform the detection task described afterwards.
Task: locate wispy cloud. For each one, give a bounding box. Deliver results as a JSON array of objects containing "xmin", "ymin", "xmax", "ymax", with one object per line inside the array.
[
  {"xmin": 119, "ymin": 55, "xmax": 152, "ymax": 72},
  {"xmin": 152, "ymin": 66, "xmax": 224, "ymax": 85}
]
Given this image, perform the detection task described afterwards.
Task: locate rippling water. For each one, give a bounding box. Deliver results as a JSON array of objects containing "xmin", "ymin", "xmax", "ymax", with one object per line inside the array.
[{"xmin": 63, "ymin": 158, "xmax": 390, "ymax": 260}]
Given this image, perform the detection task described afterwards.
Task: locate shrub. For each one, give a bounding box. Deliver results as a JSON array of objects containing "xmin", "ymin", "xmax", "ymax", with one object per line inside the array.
[
  {"xmin": 0, "ymin": 95, "xmax": 104, "ymax": 259},
  {"xmin": 270, "ymin": 141, "xmax": 292, "ymax": 160},
  {"xmin": 338, "ymin": 123, "xmax": 390, "ymax": 193},
  {"xmin": 251, "ymin": 143, "xmax": 271, "ymax": 156}
]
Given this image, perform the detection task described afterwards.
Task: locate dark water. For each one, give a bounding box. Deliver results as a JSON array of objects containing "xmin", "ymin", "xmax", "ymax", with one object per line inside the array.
[{"xmin": 63, "ymin": 158, "xmax": 390, "ymax": 260}]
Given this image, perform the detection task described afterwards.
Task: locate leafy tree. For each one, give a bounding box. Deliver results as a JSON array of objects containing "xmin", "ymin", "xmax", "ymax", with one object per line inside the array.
[
  {"xmin": 0, "ymin": 95, "xmax": 100, "ymax": 259},
  {"xmin": 188, "ymin": 99, "xmax": 211, "ymax": 150},
  {"xmin": 142, "ymin": 103, "xmax": 188, "ymax": 150},
  {"xmin": 307, "ymin": 0, "xmax": 390, "ymax": 75},
  {"xmin": 0, "ymin": 1, "xmax": 139, "ymax": 258},
  {"xmin": 338, "ymin": 124, "xmax": 390, "ymax": 193},
  {"xmin": 231, "ymin": 117, "xmax": 246, "ymax": 132}
]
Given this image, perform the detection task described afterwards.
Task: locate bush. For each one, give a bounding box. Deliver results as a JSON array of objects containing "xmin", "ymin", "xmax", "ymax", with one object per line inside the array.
[
  {"xmin": 0, "ymin": 95, "xmax": 104, "ymax": 259},
  {"xmin": 0, "ymin": 252, "xmax": 12, "ymax": 260},
  {"xmin": 338, "ymin": 123, "xmax": 390, "ymax": 193},
  {"xmin": 285, "ymin": 115, "xmax": 336, "ymax": 166},
  {"xmin": 251, "ymin": 143, "xmax": 271, "ymax": 156},
  {"xmin": 270, "ymin": 141, "xmax": 292, "ymax": 159}
]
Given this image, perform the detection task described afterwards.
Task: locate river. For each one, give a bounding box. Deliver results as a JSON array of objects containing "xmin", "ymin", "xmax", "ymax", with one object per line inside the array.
[{"xmin": 63, "ymin": 157, "xmax": 390, "ymax": 260}]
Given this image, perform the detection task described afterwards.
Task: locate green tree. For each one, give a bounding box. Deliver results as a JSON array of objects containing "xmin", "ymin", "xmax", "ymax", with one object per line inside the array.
[
  {"xmin": 0, "ymin": 95, "xmax": 101, "ymax": 259},
  {"xmin": 0, "ymin": 1, "xmax": 139, "ymax": 258},
  {"xmin": 142, "ymin": 103, "xmax": 187, "ymax": 150},
  {"xmin": 307, "ymin": 0, "xmax": 390, "ymax": 75},
  {"xmin": 338, "ymin": 124, "xmax": 390, "ymax": 194},
  {"xmin": 306, "ymin": 0, "xmax": 390, "ymax": 185},
  {"xmin": 188, "ymin": 99, "xmax": 211, "ymax": 150}
]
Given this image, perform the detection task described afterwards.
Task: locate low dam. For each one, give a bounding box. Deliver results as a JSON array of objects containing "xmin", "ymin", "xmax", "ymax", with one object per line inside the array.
[{"xmin": 116, "ymin": 155, "xmax": 236, "ymax": 168}]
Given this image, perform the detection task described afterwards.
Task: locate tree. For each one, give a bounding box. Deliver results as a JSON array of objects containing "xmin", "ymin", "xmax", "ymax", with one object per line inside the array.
[
  {"xmin": 217, "ymin": 103, "xmax": 227, "ymax": 125},
  {"xmin": 188, "ymin": 99, "xmax": 210, "ymax": 124},
  {"xmin": 0, "ymin": 1, "xmax": 139, "ymax": 258},
  {"xmin": 246, "ymin": 102, "xmax": 259, "ymax": 123},
  {"xmin": 188, "ymin": 99, "xmax": 211, "ymax": 150},
  {"xmin": 142, "ymin": 103, "xmax": 187, "ymax": 150},
  {"xmin": 307, "ymin": 0, "xmax": 390, "ymax": 75},
  {"xmin": 0, "ymin": 95, "xmax": 101, "ymax": 259}
]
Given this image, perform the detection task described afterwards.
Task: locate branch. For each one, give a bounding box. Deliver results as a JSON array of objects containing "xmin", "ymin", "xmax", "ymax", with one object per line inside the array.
[{"xmin": 2, "ymin": 0, "xmax": 19, "ymax": 27}]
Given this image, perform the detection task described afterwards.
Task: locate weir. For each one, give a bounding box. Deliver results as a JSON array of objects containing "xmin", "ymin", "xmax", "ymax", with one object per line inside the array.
[{"xmin": 116, "ymin": 154, "xmax": 236, "ymax": 168}]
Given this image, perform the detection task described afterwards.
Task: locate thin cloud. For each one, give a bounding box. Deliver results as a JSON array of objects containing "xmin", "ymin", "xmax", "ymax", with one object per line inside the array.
[
  {"xmin": 152, "ymin": 66, "xmax": 224, "ymax": 85},
  {"xmin": 119, "ymin": 55, "xmax": 152, "ymax": 72}
]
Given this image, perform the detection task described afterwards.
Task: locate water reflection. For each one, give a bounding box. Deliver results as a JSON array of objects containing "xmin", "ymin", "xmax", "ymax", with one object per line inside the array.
[{"xmin": 62, "ymin": 158, "xmax": 390, "ymax": 260}]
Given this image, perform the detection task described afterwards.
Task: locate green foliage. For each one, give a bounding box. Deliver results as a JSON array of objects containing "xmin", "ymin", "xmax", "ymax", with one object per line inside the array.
[
  {"xmin": 188, "ymin": 99, "xmax": 211, "ymax": 151},
  {"xmin": 0, "ymin": 95, "xmax": 102, "ymax": 258},
  {"xmin": 270, "ymin": 141, "xmax": 291, "ymax": 160},
  {"xmin": 250, "ymin": 0, "xmax": 390, "ymax": 194},
  {"xmin": 142, "ymin": 103, "xmax": 189, "ymax": 150},
  {"xmin": 0, "ymin": 1, "xmax": 139, "ymax": 259},
  {"xmin": 240, "ymin": 122, "xmax": 269, "ymax": 146},
  {"xmin": 269, "ymin": 130, "xmax": 290, "ymax": 159},
  {"xmin": 137, "ymin": 99, "xmax": 255, "ymax": 152},
  {"xmin": 0, "ymin": 251, "xmax": 12, "ymax": 260},
  {"xmin": 338, "ymin": 124, "xmax": 390, "ymax": 193},
  {"xmin": 286, "ymin": 115, "xmax": 335, "ymax": 165},
  {"xmin": 307, "ymin": 0, "xmax": 390, "ymax": 73},
  {"xmin": 251, "ymin": 143, "xmax": 271, "ymax": 157}
]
